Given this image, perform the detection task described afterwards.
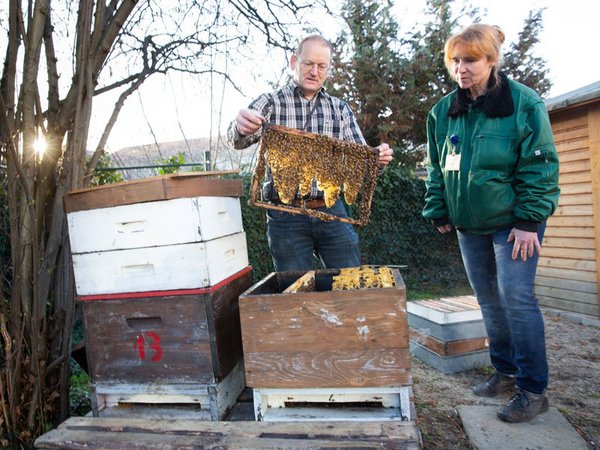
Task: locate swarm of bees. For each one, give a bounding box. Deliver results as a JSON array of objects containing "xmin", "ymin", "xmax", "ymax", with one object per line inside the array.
[
  {"xmin": 249, "ymin": 125, "xmax": 379, "ymax": 226},
  {"xmin": 332, "ymin": 266, "xmax": 396, "ymax": 290}
]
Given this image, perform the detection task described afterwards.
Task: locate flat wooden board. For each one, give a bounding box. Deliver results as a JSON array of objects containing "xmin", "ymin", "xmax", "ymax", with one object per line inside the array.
[
  {"xmin": 35, "ymin": 417, "xmax": 421, "ymax": 449},
  {"xmin": 244, "ymin": 349, "xmax": 411, "ymax": 388},
  {"xmin": 63, "ymin": 172, "xmax": 243, "ymax": 213}
]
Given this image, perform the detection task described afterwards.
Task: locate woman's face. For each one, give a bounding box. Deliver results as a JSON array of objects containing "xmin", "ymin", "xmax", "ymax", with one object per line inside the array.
[{"xmin": 450, "ymin": 46, "xmax": 494, "ymax": 98}]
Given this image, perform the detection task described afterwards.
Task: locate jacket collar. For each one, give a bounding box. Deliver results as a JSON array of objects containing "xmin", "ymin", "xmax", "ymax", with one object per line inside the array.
[{"xmin": 447, "ymin": 71, "xmax": 514, "ymax": 118}]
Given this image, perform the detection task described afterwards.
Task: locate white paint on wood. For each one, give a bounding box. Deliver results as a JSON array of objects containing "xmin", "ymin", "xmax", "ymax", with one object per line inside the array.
[
  {"xmin": 93, "ymin": 361, "xmax": 245, "ymax": 421},
  {"xmin": 253, "ymin": 386, "xmax": 413, "ymax": 422},
  {"xmin": 68, "ymin": 196, "xmax": 243, "ymax": 253},
  {"xmin": 73, "ymin": 232, "xmax": 248, "ymax": 295},
  {"xmin": 407, "ymin": 300, "xmax": 483, "ymax": 324},
  {"xmin": 357, "ymin": 326, "xmax": 370, "ymax": 341},
  {"xmin": 301, "ymin": 303, "xmax": 344, "ymax": 326}
]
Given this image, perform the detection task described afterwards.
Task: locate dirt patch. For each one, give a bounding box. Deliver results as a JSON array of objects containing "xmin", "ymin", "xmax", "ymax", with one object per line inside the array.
[{"xmin": 411, "ymin": 311, "xmax": 600, "ymax": 449}]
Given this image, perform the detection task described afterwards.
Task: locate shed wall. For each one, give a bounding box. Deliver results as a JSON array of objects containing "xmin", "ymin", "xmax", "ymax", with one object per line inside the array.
[{"xmin": 536, "ymin": 103, "xmax": 600, "ymax": 318}]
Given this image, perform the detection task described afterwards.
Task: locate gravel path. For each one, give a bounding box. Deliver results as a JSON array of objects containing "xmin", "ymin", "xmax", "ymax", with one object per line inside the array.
[{"xmin": 411, "ymin": 311, "xmax": 600, "ymax": 449}]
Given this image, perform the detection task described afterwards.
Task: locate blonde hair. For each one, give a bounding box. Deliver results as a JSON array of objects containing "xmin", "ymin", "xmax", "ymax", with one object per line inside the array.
[{"xmin": 444, "ymin": 24, "xmax": 506, "ymax": 88}]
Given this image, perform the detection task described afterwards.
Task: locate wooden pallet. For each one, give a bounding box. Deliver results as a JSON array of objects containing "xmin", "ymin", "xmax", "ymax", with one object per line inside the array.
[
  {"xmin": 35, "ymin": 416, "xmax": 422, "ymax": 449},
  {"xmin": 253, "ymin": 386, "xmax": 414, "ymax": 422},
  {"xmin": 92, "ymin": 361, "xmax": 245, "ymax": 421}
]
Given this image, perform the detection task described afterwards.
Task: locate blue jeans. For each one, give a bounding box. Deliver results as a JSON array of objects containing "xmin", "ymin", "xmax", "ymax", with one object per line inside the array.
[
  {"xmin": 266, "ymin": 199, "xmax": 361, "ymax": 271},
  {"xmin": 457, "ymin": 224, "xmax": 548, "ymax": 394}
]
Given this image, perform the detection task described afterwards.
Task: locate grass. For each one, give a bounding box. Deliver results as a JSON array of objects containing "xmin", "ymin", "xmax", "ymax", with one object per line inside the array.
[{"xmin": 69, "ymin": 358, "xmax": 91, "ymax": 417}]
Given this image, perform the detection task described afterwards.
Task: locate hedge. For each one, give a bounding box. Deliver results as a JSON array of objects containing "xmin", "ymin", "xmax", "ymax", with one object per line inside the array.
[{"xmin": 238, "ymin": 168, "xmax": 471, "ymax": 298}]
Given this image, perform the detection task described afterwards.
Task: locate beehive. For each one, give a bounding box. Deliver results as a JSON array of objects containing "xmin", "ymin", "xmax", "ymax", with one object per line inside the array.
[
  {"xmin": 238, "ymin": 268, "xmax": 413, "ymax": 421},
  {"xmin": 64, "ymin": 173, "xmax": 252, "ymax": 420},
  {"xmin": 249, "ymin": 125, "xmax": 380, "ymax": 225},
  {"xmin": 408, "ymin": 296, "xmax": 490, "ymax": 374}
]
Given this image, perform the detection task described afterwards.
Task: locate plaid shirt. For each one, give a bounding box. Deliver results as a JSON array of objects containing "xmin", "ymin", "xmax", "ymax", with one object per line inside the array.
[{"xmin": 227, "ymin": 83, "xmax": 367, "ymax": 199}]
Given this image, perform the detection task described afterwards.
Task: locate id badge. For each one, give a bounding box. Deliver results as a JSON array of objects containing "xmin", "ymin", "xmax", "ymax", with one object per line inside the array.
[{"xmin": 445, "ymin": 153, "xmax": 461, "ymax": 171}]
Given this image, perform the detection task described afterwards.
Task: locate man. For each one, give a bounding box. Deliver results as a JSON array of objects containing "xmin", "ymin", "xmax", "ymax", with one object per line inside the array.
[{"xmin": 228, "ymin": 34, "xmax": 393, "ymax": 271}]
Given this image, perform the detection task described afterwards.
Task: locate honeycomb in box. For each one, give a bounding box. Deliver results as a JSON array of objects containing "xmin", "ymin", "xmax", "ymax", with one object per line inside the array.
[{"xmin": 332, "ymin": 266, "xmax": 395, "ymax": 290}]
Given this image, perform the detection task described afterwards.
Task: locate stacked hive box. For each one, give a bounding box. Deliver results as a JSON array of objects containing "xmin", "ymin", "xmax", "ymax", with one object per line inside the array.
[
  {"xmin": 65, "ymin": 173, "xmax": 252, "ymax": 420},
  {"xmin": 408, "ymin": 296, "xmax": 491, "ymax": 374},
  {"xmin": 238, "ymin": 268, "xmax": 414, "ymax": 422}
]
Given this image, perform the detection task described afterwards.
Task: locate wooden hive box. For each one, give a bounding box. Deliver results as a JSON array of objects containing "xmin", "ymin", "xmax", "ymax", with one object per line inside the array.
[
  {"xmin": 238, "ymin": 268, "xmax": 413, "ymax": 421},
  {"xmin": 239, "ymin": 268, "xmax": 410, "ymax": 389},
  {"xmin": 407, "ymin": 296, "xmax": 490, "ymax": 374},
  {"xmin": 80, "ymin": 267, "xmax": 252, "ymax": 420},
  {"xmin": 65, "ymin": 173, "xmax": 249, "ymax": 295}
]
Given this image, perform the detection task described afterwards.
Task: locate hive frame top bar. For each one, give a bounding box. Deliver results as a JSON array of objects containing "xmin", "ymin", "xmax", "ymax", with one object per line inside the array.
[{"xmin": 249, "ymin": 124, "xmax": 380, "ymax": 226}]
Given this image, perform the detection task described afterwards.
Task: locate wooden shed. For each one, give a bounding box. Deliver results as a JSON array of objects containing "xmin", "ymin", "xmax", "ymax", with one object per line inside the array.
[{"xmin": 536, "ymin": 81, "xmax": 600, "ymax": 319}]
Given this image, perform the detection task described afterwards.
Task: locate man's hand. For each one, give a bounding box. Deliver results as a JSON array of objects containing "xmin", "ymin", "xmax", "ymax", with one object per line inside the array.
[
  {"xmin": 507, "ymin": 228, "xmax": 541, "ymax": 261},
  {"xmin": 235, "ymin": 109, "xmax": 266, "ymax": 136},
  {"xmin": 376, "ymin": 143, "xmax": 393, "ymax": 168}
]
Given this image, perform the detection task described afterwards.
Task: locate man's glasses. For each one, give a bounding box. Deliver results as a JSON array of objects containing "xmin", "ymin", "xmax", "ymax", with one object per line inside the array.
[{"xmin": 299, "ymin": 60, "xmax": 329, "ymax": 74}]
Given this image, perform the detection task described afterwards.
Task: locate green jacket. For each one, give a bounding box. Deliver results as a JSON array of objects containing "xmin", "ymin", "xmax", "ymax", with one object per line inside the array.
[{"xmin": 422, "ymin": 73, "xmax": 560, "ymax": 234}]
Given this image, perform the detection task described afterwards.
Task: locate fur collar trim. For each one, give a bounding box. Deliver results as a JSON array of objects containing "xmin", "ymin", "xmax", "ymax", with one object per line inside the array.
[{"xmin": 447, "ymin": 71, "xmax": 514, "ymax": 118}]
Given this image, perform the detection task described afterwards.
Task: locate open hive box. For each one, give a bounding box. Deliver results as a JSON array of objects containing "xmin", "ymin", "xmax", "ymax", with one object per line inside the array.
[
  {"xmin": 249, "ymin": 124, "xmax": 380, "ymax": 225},
  {"xmin": 238, "ymin": 266, "xmax": 410, "ymax": 389}
]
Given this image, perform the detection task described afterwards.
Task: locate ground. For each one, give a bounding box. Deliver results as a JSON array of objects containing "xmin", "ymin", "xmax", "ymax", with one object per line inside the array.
[{"xmin": 411, "ymin": 311, "xmax": 600, "ymax": 449}]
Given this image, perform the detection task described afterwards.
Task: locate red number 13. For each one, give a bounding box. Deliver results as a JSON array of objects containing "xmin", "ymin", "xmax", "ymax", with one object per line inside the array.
[{"xmin": 134, "ymin": 331, "xmax": 163, "ymax": 362}]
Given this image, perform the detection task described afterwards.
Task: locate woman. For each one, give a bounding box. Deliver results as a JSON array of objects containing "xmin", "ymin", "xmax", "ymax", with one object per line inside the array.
[{"xmin": 422, "ymin": 24, "xmax": 560, "ymax": 423}]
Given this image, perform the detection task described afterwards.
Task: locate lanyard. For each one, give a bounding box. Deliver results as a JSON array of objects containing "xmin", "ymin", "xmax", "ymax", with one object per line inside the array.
[{"xmin": 303, "ymin": 95, "xmax": 321, "ymax": 131}]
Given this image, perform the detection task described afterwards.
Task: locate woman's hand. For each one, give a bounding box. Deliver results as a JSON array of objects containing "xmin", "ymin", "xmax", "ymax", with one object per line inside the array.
[
  {"xmin": 507, "ymin": 228, "xmax": 541, "ymax": 261},
  {"xmin": 436, "ymin": 224, "xmax": 453, "ymax": 234}
]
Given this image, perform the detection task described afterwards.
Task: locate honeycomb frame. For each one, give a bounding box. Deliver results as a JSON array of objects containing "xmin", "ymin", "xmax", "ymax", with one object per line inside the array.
[{"xmin": 249, "ymin": 124, "xmax": 380, "ymax": 226}]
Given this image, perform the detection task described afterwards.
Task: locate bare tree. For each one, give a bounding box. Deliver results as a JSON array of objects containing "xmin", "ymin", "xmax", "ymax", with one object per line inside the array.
[{"xmin": 0, "ymin": 0, "xmax": 325, "ymax": 446}]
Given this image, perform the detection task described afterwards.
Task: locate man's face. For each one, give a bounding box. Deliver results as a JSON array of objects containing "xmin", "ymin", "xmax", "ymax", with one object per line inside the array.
[{"xmin": 290, "ymin": 40, "xmax": 331, "ymax": 99}]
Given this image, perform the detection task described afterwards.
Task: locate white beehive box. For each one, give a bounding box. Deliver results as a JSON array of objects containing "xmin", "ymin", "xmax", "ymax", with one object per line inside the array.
[
  {"xmin": 64, "ymin": 174, "xmax": 249, "ymax": 296},
  {"xmin": 72, "ymin": 232, "xmax": 248, "ymax": 295},
  {"xmin": 67, "ymin": 196, "xmax": 243, "ymax": 253}
]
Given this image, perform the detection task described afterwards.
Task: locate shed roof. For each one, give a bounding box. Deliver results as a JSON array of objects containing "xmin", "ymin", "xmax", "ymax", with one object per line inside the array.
[{"xmin": 545, "ymin": 80, "xmax": 600, "ymax": 112}]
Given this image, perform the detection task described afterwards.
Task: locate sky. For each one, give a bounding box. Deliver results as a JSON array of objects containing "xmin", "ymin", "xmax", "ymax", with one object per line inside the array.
[{"xmin": 88, "ymin": 0, "xmax": 600, "ymax": 152}]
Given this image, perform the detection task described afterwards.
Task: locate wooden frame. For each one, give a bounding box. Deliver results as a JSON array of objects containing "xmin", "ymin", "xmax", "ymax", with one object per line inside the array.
[
  {"xmin": 253, "ymin": 386, "xmax": 414, "ymax": 422},
  {"xmin": 91, "ymin": 361, "xmax": 246, "ymax": 421},
  {"xmin": 249, "ymin": 125, "xmax": 380, "ymax": 226}
]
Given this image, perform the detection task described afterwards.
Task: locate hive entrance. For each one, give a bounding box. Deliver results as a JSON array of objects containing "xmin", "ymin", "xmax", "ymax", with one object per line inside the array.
[{"xmin": 249, "ymin": 125, "xmax": 380, "ymax": 226}]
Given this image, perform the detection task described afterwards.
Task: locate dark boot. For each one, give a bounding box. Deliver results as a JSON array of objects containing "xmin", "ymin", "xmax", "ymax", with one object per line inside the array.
[
  {"xmin": 497, "ymin": 389, "xmax": 549, "ymax": 423},
  {"xmin": 472, "ymin": 371, "xmax": 516, "ymax": 397}
]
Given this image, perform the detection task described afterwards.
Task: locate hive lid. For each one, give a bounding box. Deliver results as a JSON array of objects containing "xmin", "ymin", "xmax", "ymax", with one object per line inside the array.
[
  {"xmin": 407, "ymin": 296, "xmax": 483, "ymax": 324},
  {"xmin": 64, "ymin": 171, "xmax": 243, "ymax": 213}
]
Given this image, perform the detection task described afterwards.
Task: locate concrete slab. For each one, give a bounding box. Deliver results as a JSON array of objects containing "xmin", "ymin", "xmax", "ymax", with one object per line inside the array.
[{"xmin": 457, "ymin": 405, "xmax": 588, "ymax": 450}]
